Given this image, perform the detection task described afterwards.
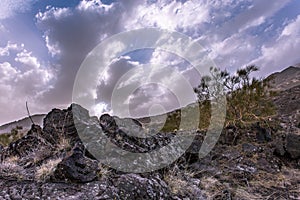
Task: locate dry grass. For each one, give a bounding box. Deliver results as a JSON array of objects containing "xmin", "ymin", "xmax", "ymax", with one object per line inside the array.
[
  {"xmin": 243, "ymin": 169, "xmax": 300, "ymax": 200},
  {"xmin": 35, "ymin": 157, "xmax": 62, "ymax": 182},
  {"xmin": 97, "ymin": 163, "xmax": 111, "ymax": 180},
  {"xmin": 200, "ymin": 176, "xmax": 229, "ymax": 199},
  {"xmin": 4, "ymin": 155, "xmax": 19, "ymax": 164},
  {"xmin": 0, "ymin": 156, "xmax": 24, "ymax": 180},
  {"xmin": 164, "ymin": 166, "xmax": 196, "ymax": 195},
  {"xmin": 32, "ymin": 147, "xmax": 53, "ymax": 165},
  {"xmin": 56, "ymin": 137, "xmax": 71, "ymax": 152}
]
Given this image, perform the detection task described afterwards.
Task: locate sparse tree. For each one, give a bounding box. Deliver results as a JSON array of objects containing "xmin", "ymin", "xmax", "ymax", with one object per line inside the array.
[{"xmin": 194, "ymin": 66, "xmax": 275, "ymax": 128}]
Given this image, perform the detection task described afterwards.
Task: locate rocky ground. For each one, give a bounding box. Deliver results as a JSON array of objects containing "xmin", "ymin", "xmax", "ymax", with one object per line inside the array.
[{"xmin": 0, "ymin": 85, "xmax": 299, "ymax": 199}]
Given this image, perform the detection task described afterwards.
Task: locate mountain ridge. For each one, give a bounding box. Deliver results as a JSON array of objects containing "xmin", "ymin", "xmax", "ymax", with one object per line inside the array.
[
  {"xmin": 266, "ymin": 64, "xmax": 300, "ymax": 91},
  {"xmin": 0, "ymin": 114, "xmax": 45, "ymax": 134}
]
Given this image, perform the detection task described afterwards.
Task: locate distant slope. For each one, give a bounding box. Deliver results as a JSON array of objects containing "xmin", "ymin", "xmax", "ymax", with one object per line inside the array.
[
  {"xmin": 0, "ymin": 114, "xmax": 45, "ymax": 134},
  {"xmin": 265, "ymin": 65, "xmax": 300, "ymax": 127},
  {"xmin": 267, "ymin": 65, "xmax": 300, "ymax": 91},
  {"xmin": 272, "ymin": 84, "xmax": 300, "ymax": 116}
]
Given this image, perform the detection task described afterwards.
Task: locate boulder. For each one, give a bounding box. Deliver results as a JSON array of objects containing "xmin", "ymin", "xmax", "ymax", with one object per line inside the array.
[
  {"xmin": 286, "ymin": 133, "xmax": 300, "ymax": 159},
  {"xmin": 42, "ymin": 104, "xmax": 91, "ymax": 147},
  {"xmin": 254, "ymin": 122, "xmax": 272, "ymax": 143},
  {"xmin": 99, "ymin": 114, "xmax": 118, "ymax": 133},
  {"xmin": 51, "ymin": 145, "xmax": 98, "ymax": 183},
  {"xmin": 274, "ymin": 140, "xmax": 286, "ymax": 157},
  {"xmin": 219, "ymin": 125, "xmax": 239, "ymax": 145}
]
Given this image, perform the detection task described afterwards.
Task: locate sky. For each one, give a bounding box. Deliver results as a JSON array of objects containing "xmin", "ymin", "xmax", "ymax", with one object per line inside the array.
[{"xmin": 0, "ymin": 0, "xmax": 300, "ymax": 124}]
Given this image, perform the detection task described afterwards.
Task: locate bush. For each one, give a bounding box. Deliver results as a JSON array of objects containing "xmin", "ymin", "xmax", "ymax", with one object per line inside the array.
[
  {"xmin": 194, "ymin": 66, "xmax": 276, "ymax": 128},
  {"xmin": 0, "ymin": 128, "xmax": 26, "ymax": 146}
]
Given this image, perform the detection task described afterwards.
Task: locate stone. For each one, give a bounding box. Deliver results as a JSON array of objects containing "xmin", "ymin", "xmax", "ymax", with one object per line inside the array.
[
  {"xmin": 274, "ymin": 141, "xmax": 286, "ymax": 157},
  {"xmin": 51, "ymin": 145, "xmax": 98, "ymax": 183},
  {"xmin": 99, "ymin": 114, "xmax": 118, "ymax": 133},
  {"xmin": 219, "ymin": 125, "xmax": 239, "ymax": 145},
  {"xmin": 286, "ymin": 133, "xmax": 300, "ymax": 159},
  {"xmin": 112, "ymin": 174, "xmax": 171, "ymax": 199},
  {"xmin": 42, "ymin": 105, "xmax": 84, "ymax": 146},
  {"xmin": 242, "ymin": 143, "xmax": 258, "ymax": 153},
  {"xmin": 254, "ymin": 122, "xmax": 272, "ymax": 143},
  {"xmin": 98, "ymin": 113, "xmax": 174, "ymax": 153}
]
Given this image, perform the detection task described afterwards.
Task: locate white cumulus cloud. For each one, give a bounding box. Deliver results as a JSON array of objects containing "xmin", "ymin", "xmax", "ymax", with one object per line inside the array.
[
  {"xmin": 250, "ymin": 14, "xmax": 300, "ymax": 75},
  {"xmin": 0, "ymin": 0, "xmax": 36, "ymax": 19}
]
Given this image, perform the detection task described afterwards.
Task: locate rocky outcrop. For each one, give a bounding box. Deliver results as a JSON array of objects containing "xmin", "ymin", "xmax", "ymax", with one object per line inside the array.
[
  {"xmin": 0, "ymin": 174, "xmax": 175, "ymax": 199},
  {"xmin": 0, "ymin": 104, "xmax": 201, "ymax": 199},
  {"xmin": 42, "ymin": 106, "xmax": 80, "ymax": 146},
  {"xmin": 51, "ymin": 145, "xmax": 98, "ymax": 183},
  {"xmin": 0, "ymin": 101, "xmax": 299, "ymax": 199},
  {"xmin": 1, "ymin": 125, "xmax": 50, "ymax": 162},
  {"xmin": 272, "ymin": 83, "xmax": 300, "ymax": 160},
  {"xmin": 275, "ymin": 129, "xmax": 300, "ymax": 159},
  {"xmin": 99, "ymin": 114, "xmax": 174, "ymax": 153}
]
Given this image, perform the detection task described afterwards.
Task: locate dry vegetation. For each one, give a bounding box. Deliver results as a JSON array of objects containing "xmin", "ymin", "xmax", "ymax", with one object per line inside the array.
[
  {"xmin": 0, "ymin": 127, "xmax": 27, "ymax": 146},
  {"xmin": 0, "ymin": 156, "xmax": 25, "ymax": 181},
  {"xmin": 35, "ymin": 157, "xmax": 62, "ymax": 182}
]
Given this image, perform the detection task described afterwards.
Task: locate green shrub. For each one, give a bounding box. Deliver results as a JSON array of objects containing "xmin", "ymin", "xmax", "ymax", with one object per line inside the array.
[
  {"xmin": 194, "ymin": 66, "xmax": 276, "ymax": 128},
  {"xmin": 0, "ymin": 127, "xmax": 26, "ymax": 146}
]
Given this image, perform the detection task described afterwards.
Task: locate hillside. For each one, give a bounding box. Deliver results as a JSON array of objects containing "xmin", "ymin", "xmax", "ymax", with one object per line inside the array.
[
  {"xmin": 0, "ymin": 66, "xmax": 299, "ymax": 199},
  {"xmin": 0, "ymin": 114, "xmax": 45, "ymax": 135},
  {"xmin": 267, "ymin": 65, "xmax": 300, "ymax": 91}
]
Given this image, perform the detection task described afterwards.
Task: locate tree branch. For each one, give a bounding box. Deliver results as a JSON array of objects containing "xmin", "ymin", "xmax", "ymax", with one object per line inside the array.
[{"xmin": 26, "ymin": 101, "xmax": 35, "ymax": 125}]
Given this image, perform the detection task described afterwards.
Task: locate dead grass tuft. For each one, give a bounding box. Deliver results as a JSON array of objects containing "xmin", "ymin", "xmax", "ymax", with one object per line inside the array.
[
  {"xmin": 164, "ymin": 166, "xmax": 196, "ymax": 195},
  {"xmin": 97, "ymin": 163, "xmax": 111, "ymax": 180},
  {"xmin": 0, "ymin": 160, "xmax": 25, "ymax": 180},
  {"xmin": 35, "ymin": 157, "xmax": 62, "ymax": 182}
]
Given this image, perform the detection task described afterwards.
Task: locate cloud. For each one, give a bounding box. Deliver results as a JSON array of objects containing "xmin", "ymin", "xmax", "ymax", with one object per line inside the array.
[
  {"xmin": 0, "ymin": 0, "xmax": 36, "ymax": 19},
  {"xmin": 280, "ymin": 14, "xmax": 300, "ymax": 37},
  {"xmin": 1, "ymin": 0, "xmax": 298, "ymax": 124},
  {"xmin": 124, "ymin": 0, "xmax": 210, "ymax": 32},
  {"xmin": 211, "ymin": 1, "xmax": 290, "ymax": 38},
  {"xmin": 0, "ymin": 23, "xmax": 7, "ymax": 32},
  {"xmin": 93, "ymin": 49, "xmax": 198, "ymax": 118},
  {"xmin": 35, "ymin": 0, "xmax": 142, "ymax": 107},
  {"xmin": 190, "ymin": 0, "xmax": 292, "ymax": 73},
  {"xmin": 250, "ymin": 14, "xmax": 300, "ymax": 75},
  {"xmin": 208, "ymin": 33, "xmax": 258, "ymax": 72},
  {"xmin": 127, "ymin": 83, "xmax": 180, "ymax": 118},
  {"xmin": 0, "ymin": 41, "xmax": 23, "ymax": 56},
  {"xmin": 0, "ymin": 43, "xmax": 54, "ymax": 123},
  {"xmin": 35, "ymin": 0, "xmax": 295, "ymax": 119}
]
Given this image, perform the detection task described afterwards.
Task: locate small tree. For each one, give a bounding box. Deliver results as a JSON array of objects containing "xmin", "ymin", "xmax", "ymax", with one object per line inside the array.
[{"xmin": 194, "ymin": 66, "xmax": 275, "ymax": 128}]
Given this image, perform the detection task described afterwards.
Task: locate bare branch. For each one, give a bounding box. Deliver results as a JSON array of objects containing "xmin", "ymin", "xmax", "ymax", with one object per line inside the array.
[{"xmin": 26, "ymin": 101, "xmax": 35, "ymax": 125}]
